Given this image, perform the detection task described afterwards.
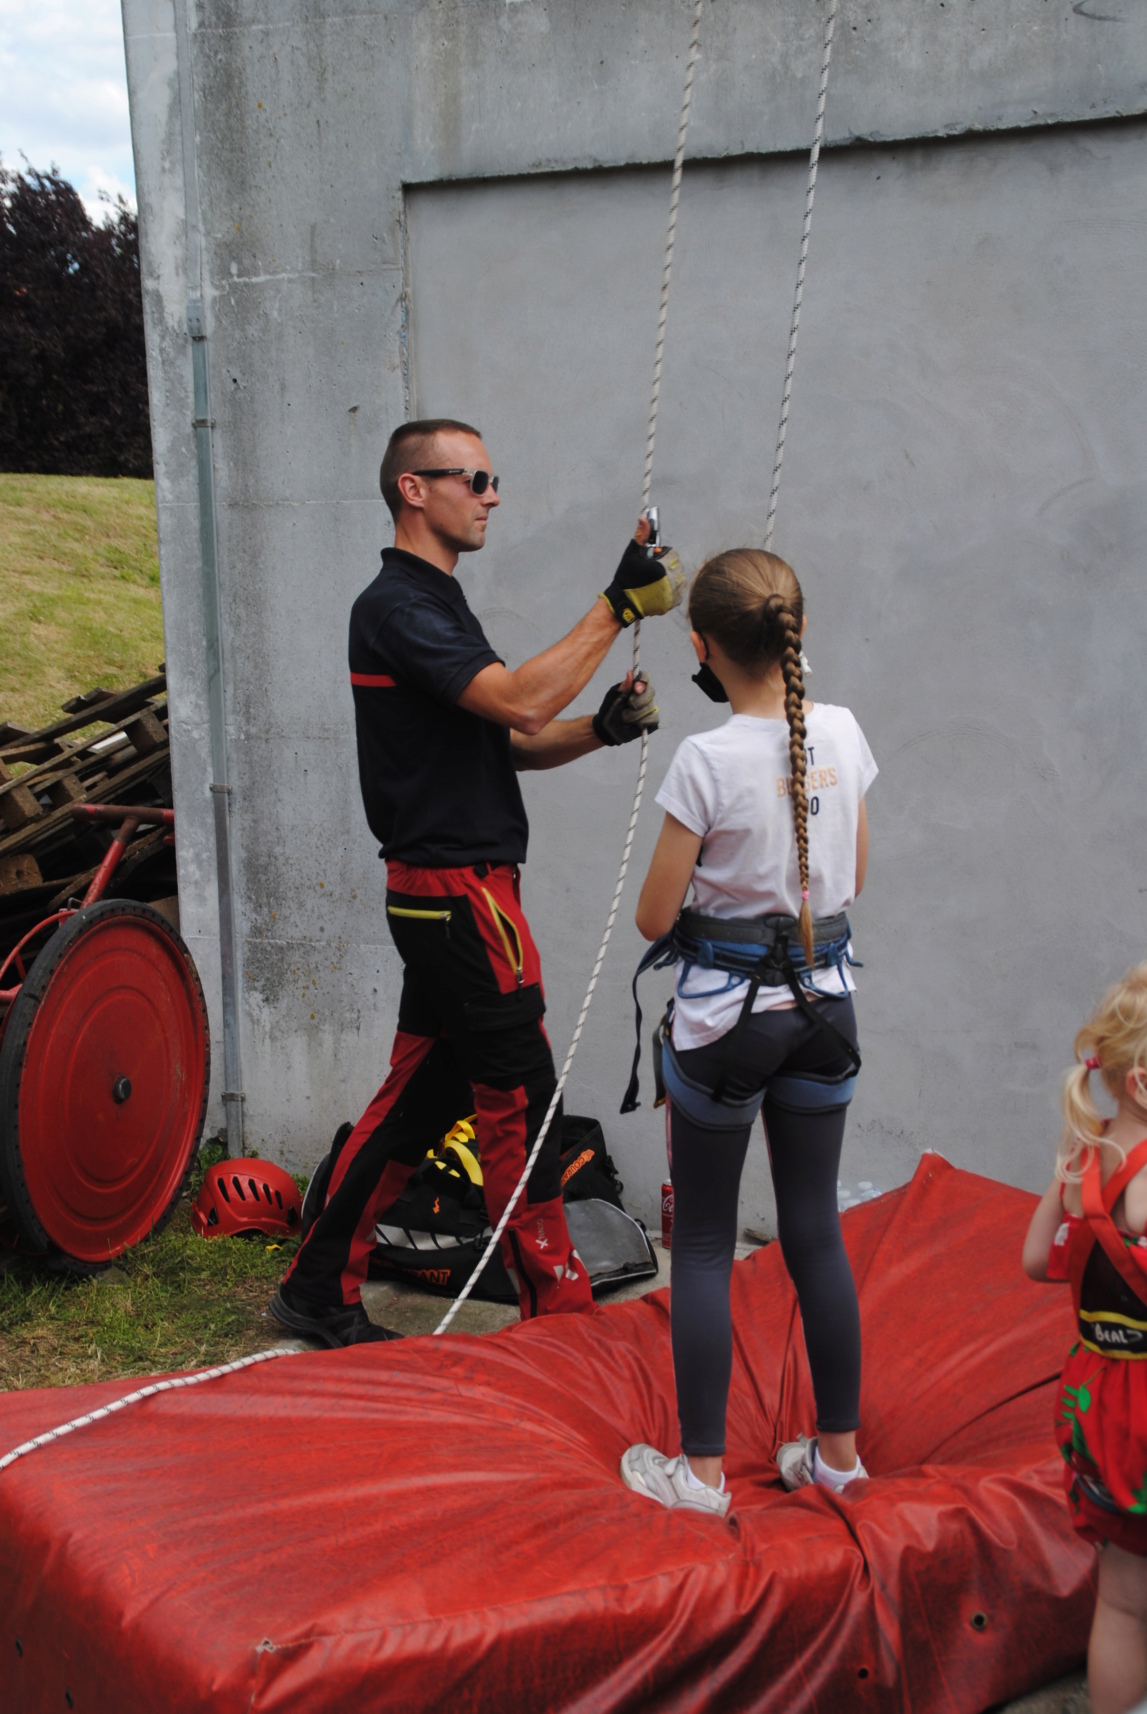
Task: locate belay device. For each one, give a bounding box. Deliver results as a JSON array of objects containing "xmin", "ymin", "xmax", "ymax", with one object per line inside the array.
[{"xmin": 622, "ymin": 907, "xmax": 862, "ymax": 1128}]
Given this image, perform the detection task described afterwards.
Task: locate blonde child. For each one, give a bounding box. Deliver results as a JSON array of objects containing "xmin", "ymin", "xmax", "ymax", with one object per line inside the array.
[
  {"xmin": 619, "ymin": 549, "xmax": 875, "ymax": 1518},
  {"xmin": 1023, "ymin": 965, "xmax": 1147, "ymax": 1714}
]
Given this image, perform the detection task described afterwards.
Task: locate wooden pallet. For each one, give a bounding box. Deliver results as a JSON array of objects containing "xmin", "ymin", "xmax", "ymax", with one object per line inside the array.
[{"xmin": 0, "ymin": 672, "xmax": 175, "ymax": 964}]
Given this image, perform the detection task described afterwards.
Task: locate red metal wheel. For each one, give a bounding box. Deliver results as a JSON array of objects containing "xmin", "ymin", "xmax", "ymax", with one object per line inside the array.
[{"xmin": 0, "ymin": 900, "xmax": 210, "ymax": 1266}]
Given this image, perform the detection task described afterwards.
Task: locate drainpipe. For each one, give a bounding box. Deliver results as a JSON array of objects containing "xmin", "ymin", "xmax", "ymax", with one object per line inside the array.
[{"xmin": 174, "ymin": 0, "xmax": 245, "ymax": 1153}]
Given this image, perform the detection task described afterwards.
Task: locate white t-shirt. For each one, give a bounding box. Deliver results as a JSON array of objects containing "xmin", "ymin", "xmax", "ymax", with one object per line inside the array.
[{"xmin": 654, "ymin": 704, "xmax": 878, "ymax": 1050}]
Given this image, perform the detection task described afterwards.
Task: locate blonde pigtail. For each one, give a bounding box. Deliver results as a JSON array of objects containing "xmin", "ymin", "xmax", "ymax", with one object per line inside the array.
[{"xmin": 1057, "ymin": 1058, "xmax": 1105, "ymax": 1184}]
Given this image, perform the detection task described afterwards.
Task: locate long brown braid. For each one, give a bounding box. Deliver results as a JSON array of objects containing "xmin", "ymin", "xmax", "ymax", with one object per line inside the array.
[{"xmin": 688, "ymin": 549, "xmax": 813, "ymax": 962}]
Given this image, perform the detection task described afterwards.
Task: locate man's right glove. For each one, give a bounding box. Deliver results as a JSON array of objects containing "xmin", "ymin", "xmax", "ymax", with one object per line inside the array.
[
  {"xmin": 593, "ymin": 676, "xmax": 659, "ymax": 746},
  {"xmin": 601, "ymin": 538, "xmax": 685, "ymax": 627}
]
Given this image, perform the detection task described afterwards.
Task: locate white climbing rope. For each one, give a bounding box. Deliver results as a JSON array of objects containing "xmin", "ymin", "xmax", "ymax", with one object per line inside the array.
[
  {"xmin": 641, "ymin": 0, "xmax": 705, "ymax": 523},
  {"xmin": 763, "ymin": 0, "xmax": 837, "ymax": 551},
  {"xmin": 0, "ymin": 1346, "xmax": 303, "ymax": 1475},
  {"xmin": 433, "ymin": 0, "xmax": 706, "ymax": 1335}
]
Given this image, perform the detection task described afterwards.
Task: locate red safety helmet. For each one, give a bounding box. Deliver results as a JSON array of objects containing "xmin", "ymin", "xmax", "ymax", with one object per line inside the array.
[{"xmin": 191, "ymin": 1158, "xmax": 301, "ymax": 1239}]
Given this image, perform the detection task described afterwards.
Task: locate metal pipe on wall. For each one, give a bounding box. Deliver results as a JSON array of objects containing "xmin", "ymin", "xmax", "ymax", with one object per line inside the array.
[{"xmin": 173, "ymin": 0, "xmax": 245, "ymax": 1154}]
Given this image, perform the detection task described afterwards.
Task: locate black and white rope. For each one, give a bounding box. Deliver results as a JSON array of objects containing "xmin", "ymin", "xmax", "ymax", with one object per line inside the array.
[
  {"xmin": 433, "ymin": 0, "xmax": 706, "ymax": 1335},
  {"xmin": 763, "ymin": 0, "xmax": 837, "ymax": 552},
  {"xmin": 0, "ymin": 1346, "xmax": 303, "ymax": 1475}
]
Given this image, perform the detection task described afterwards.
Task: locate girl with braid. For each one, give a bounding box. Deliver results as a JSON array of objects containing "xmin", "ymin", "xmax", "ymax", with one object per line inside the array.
[{"xmin": 620, "ymin": 550, "xmax": 877, "ymax": 1519}]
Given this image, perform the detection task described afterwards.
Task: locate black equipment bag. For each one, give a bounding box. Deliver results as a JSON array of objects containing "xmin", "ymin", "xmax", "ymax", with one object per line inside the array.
[
  {"xmin": 293, "ymin": 1113, "xmax": 655, "ymax": 1302},
  {"xmin": 557, "ymin": 1115, "xmax": 625, "ymax": 1208},
  {"xmin": 368, "ymin": 1114, "xmax": 653, "ymax": 1300},
  {"xmin": 368, "ymin": 1130, "xmax": 518, "ymax": 1303}
]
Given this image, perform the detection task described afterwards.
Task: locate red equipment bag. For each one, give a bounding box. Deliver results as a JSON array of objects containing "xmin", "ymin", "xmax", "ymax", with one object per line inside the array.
[{"xmin": 0, "ymin": 1157, "xmax": 1093, "ymax": 1714}]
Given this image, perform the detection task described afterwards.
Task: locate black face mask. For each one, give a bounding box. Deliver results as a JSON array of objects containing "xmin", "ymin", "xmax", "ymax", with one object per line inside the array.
[{"xmin": 691, "ymin": 661, "xmax": 729, "ymax": 704}]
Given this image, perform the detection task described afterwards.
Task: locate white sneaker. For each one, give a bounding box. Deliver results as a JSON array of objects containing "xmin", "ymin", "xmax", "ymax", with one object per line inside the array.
[
  {"xmin": 776, "ymin": 1434, "xmax": 867, "ymax": 1493},
  {"xmin": 620, "ymin": 1444, "xmax": 731, "ymax": 1519}
]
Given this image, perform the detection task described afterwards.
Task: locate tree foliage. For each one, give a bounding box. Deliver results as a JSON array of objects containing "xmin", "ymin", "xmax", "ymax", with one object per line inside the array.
[{"xmin": 0, "ymin": 164, "xmax": 152, "ymax": 478}]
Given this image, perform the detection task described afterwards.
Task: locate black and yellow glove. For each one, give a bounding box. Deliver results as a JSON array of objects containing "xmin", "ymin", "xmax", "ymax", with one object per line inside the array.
[
  {"xmin": 592, "ymin": 676, "xmax": 659, "ymax": 746},
  {"xmin": 601, "ymin": 538, "xmax": 684, "ymax": 627}
]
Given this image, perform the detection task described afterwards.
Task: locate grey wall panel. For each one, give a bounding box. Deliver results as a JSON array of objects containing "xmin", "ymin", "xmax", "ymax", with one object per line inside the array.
[
  {"xmin": 407, "ymin": 121, "xmax": 1147, "ymax": 1221},
  {"xmin": 176, "ymin": 0, "xmax": 1147, "ymax": 186},
  {"xmin": 121, "ymin": 0, "xmax": 1147, "ymax": 1229}
]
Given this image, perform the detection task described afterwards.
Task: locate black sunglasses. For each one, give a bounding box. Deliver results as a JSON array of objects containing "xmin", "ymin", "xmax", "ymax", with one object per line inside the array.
[{"xmin": 411, "ymin": 467, "xmax": 500, "ymax": 496}]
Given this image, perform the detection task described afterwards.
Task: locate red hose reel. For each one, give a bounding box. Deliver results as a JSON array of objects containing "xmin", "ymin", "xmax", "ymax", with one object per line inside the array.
[{"xmin": 0, "ymin": 806, "xmax": 209, "ymax": 1270}]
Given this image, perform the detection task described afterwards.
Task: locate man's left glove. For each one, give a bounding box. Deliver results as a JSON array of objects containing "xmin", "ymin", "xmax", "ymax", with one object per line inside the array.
[
  {"xmin": 593, "ymin": 676, "xmax": 659, "ymax": 746},
  {"xmin": 601, "ymin": 538, "xmax": 685, "ymax": 627}
]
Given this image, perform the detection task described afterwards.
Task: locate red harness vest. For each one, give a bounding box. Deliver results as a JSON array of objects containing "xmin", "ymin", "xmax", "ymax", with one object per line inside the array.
[{"xmin": 1067, "ymin": 1137, "xmax": 1147, "ymax": 1358}]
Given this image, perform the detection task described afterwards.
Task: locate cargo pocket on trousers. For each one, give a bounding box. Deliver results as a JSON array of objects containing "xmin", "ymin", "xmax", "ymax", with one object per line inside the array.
[{"xmin": 462, "ymin": 985, "xmax": 549, "ymax": 1086}]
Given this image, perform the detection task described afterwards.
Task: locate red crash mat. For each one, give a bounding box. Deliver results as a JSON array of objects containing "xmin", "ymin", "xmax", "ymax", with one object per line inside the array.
[{"xmin": 0, "ymin": 1156, "xmax": 1093, "ymax": 1713}]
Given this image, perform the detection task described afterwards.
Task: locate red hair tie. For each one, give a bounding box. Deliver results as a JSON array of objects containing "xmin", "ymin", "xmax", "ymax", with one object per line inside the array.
[{"xmin": 1085, "ymin": 1056, "xmax": 1101, "ymax": 1072}]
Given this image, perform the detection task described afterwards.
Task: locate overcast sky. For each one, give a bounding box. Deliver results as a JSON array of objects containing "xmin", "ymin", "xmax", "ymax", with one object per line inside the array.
[{"xmin": 0, "ymin": 0, "xmax": 136, "ymax": 221}]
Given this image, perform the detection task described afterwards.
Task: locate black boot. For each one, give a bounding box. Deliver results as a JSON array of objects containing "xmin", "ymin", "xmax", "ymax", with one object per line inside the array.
[{"xmin": 269, "ymin": 1285, "xmax": 402, "ymax": 1347}]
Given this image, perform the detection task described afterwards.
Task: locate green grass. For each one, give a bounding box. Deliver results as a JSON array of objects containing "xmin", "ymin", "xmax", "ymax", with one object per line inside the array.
[
  {"xmin": 0, "ymin": 490, "xmax": 279, "ymax": 1393},
  {"xmin": 0, "ymin": 1147, "xmax": 305, "ymax": 1391},
  {"xmin": 0, "ymin": 472, "xmax": 165, "ymax": 734}
]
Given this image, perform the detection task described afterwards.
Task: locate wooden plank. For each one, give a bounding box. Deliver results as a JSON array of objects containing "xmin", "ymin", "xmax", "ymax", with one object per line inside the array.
[
  {"xmin": 0, "ymin": 673, "xmax": 166, "ymax": 761},
  {"xmin": 0, "ymin": 702, "xmax": 166, "ymax": 800},
  {"xmin": 0, "ymin": 762, "xmax": 43, "ymax": 833},
  {"xmin": 59, "ymin": 688, "xmax": 116, "ymax": 716},
  {"xmin": 0, "ymin": 854, "xmax": 42, "ymax": 895},
  {"xmin": 123, "ymin": 710, "xmax": 167, "ymax": 758},
  {"xmin": 46, "ymin": 776, "xmax": 87, "ymax": 808},
  {"xmin": 0, "ymin": 740, "xmax": 71, "ymax": 768},
  {"xmin": 0, "ymin": 750, "xmax": 172, "ymax": 863}
]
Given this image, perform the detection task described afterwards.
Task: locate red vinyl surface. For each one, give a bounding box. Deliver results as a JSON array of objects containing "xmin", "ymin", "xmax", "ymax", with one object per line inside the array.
[{"xmin": 0, "ymin": 1156, "xmax": 1093, "ymax": 1713}]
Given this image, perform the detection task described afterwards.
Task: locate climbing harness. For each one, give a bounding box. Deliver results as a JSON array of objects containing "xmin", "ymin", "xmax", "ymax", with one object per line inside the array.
[
  {"xmin": 622, "ymin": 907, "xmax": 861, "ymax": 1126},
  {"xmin": 1, "ymin": 0, "xmax": 842, "ymax": 1470}
]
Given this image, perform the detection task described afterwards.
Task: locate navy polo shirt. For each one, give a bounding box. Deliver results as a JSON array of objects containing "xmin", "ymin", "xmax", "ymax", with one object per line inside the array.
[{"xmin": 348, "ymin": 548, "xmax": 529, "ymax": 866}]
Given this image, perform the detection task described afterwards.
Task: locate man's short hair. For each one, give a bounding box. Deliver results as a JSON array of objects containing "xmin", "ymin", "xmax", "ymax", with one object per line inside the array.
[{"xmin": 379, "ymin": 418, "xmax": 482, "ymax": 521}]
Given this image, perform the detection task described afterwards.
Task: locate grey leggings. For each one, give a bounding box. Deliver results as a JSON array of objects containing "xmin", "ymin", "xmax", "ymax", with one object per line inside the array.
[{"xmin": 670, "ymin": 996, "xmax": 861, "ymax": 1458}]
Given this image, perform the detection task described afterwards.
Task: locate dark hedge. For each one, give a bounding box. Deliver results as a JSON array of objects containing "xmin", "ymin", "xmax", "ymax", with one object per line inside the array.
[{"xmin": 0, "ymin": 164, "xmax": 152, "ymax": 478}]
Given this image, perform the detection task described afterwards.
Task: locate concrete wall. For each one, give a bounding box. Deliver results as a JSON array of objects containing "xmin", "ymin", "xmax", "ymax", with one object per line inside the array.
[{"xmin": 122, "ymin": 0, "xmax": 1147, "ymax": 1230}]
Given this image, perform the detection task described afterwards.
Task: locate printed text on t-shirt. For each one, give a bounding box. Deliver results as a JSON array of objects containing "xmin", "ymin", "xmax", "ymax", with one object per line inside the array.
[{"xmin": 777, "ymin": 747, "xmax": 838, "ymax": 815}]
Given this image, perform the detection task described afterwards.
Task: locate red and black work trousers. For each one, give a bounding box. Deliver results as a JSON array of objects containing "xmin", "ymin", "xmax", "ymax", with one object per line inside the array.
[{"xmin": 283, "ymin": 861, "xmax": 594, "ymax": 1320}]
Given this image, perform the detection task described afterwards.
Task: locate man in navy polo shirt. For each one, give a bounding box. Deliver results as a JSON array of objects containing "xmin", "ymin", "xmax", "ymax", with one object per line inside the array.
[{"xmin": 272, "ymin": 418, "xmax": 681, "ymax": 1344}]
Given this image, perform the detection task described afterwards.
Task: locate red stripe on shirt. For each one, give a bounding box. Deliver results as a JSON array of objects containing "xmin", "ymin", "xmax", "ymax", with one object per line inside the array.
[{"xmin": 350, "ymin": 672, "xmax": 396, "ymax": 688}]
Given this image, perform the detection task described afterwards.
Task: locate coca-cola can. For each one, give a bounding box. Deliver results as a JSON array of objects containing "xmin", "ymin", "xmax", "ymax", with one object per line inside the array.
[{"xmin": 661, "ymin": 1181, "xmax": 674, "ymax": 1250}]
